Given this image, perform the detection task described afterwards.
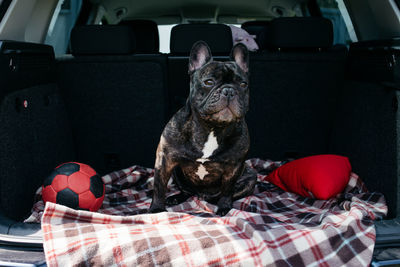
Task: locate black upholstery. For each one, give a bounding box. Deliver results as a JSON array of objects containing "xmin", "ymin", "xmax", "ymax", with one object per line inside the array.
[
  {"xmin": 119, "ymin": 20, "xmax": 159, "ymax": 53},
  {"xmin": 330, "ymin": 39, "xmax": 400, "ymax": 218},
  {"xmin": 58, "ymin": 25, "xmax": 167, "ymax": 175},
  {"xmin": 0, "ymin": 41, "xmax": 75, "ymax": 221},
  {"xmin": 247, "ymin": 51, "xmax": 347, "ymax": 160},
  {"xmin": 58, "ymin": 55, "xmax": 167, "ymax": 175},
  {"xmin": 330, "ymin": 80, "xmax": 399, "ymax": 218},
  {"xmin": 264, "ymin": 17, "xmax": 333, "ymax": 49},
  {"xmin": 0, "ymin": 41, "xmax": 56, "ymax": 99},
  {"xmin": 348, "ymin": 38, "xmax": 400, "ymax": 83},
  {"xmin": 170, "ymin": 24, "xmax": 232, "ymax": 55},
  {"xmin": 246, "ymin": 17, "xmax": 347, "ymax": 161},
  {"xmin": 70, "ymin": 25, "xmax": 136, "ymax": 55}
]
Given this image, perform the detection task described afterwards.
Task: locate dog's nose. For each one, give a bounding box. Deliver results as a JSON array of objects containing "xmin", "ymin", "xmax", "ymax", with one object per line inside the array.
[{"xmin": 222, "ymin": 87, "xmax": 236, "ymax": 99}]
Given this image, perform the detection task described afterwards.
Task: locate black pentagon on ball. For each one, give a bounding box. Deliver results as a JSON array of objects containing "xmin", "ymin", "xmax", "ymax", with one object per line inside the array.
[
  {"xmin": 90, "ymin": 175, "xmax": 104, "ymax": 198},
  {"xmin": 56, "ymin": 188, "xmax": 79, "ymax": 209},
  {"xmin": 56, "ymin": 162, "xmax": 80, "ymax": 176},
  {"xmin": 43, "ymin": 170, "xmax": 58, "ymax": 187}
]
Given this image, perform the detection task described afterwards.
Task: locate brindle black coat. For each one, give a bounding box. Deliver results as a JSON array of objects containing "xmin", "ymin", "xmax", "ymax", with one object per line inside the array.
[{"xmin": 149, "ymin": 41, "xmax": 257, "ymax": 216}]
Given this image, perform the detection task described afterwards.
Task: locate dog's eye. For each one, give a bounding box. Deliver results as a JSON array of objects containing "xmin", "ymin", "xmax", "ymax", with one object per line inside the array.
[
  {"xmin": 203, "ymin": 79, "xmax": 215, "ymax": 87},
  {"xmin": 240, "ymin": 82, "xmax": 248, "ymax": 88}
]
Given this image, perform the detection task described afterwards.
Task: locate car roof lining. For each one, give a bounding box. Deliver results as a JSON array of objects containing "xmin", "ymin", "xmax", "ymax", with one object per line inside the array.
[{"xmin": 92, "ymin": 0, "xmax": 308, "ymax": 25}]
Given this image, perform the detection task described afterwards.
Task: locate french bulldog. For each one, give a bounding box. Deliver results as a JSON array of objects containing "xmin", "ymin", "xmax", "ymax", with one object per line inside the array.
[{"xmin": 149, "ymin": 41, "xmax": 257, "ymax": 216}]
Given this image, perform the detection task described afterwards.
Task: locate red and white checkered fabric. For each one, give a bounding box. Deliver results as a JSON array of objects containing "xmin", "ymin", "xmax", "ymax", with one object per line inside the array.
[{"xmin": 26, "ymin": 159, "xmax": 387, "ymax": 266}]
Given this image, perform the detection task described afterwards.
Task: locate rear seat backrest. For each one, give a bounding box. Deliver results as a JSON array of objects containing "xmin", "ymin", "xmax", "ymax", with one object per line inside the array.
[
  {"xmin": 264, "ymin": 17, "xmax": 333, "ymax": 50},
  {"xmin": 168, "ymin": 24, "xmax": 233, "ymax": 116},
  {"xmin": 247, "ymin": 17, "xmax": 347, "ymax": 160},
  {"xmin": 0, "ymin": 41, "xmax": 75, "ymax": 220},
  {"xmin": 58, "ymin": 25, "xmax": 167, "ymax": 174}
]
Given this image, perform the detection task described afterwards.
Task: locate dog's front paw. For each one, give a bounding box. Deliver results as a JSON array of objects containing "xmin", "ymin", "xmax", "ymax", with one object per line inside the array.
[
  {"xmin": 148, "ymin": 205, "xmax": 167, "ymax": 213},
  {"xmin": 166, "ymin": 192, "xmax": 191, "ymax": 206},
  {"xmin": 216, "ymin": 207, "xmax": 231, "ymax": 216},
  {"xmin": 216, "ymin": 196, "xmax": 232, "ymax": 216}
]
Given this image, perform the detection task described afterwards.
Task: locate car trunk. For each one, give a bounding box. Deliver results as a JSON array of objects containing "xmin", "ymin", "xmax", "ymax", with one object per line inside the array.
[{"xmin": 0, "ymin": 31, "xmax": 400, "ymax": 265}]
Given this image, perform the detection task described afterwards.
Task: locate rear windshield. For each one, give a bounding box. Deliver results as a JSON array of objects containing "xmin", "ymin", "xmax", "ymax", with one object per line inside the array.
[
  {"xmin": 316, "ymin": 0, "xmax": 356, "ymax": 45},
  {"xmin": 0, "ymin": 0, "xmax": 12, "ymax": 23},
  {"xmin": 159, "ymin": 24, "xmax": 176, "ymax": 53},
  {"xmin": 45, "ymin": 0, "xmax": 82, "ymax": 55}
]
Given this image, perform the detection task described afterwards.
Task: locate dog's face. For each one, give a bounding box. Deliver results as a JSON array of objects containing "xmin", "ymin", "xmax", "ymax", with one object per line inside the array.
[{"xmin": 188, "ymin": 41, "xmax": 250, "ymax": 126}]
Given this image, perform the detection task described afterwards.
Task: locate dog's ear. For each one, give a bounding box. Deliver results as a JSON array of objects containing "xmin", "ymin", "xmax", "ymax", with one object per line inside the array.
[
  {"xmin": 230, "ymin": 43, "xmax": 249, "ymax": 73},
  {"xmin": 189, "ymin": 41, "xmax": 212, "ymax": 74}
]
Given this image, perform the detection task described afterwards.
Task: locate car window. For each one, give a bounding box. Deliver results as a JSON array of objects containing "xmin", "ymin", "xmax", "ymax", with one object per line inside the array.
[
  {"xmin": 396, "ymin": 0, "xmax": 400, "ymax": 10},
  {"xmin": 316, "ymin": 0, "xmax": 356, "ymax": 45},
  {"xmin": 158, "ymin": 24, "xmax": 176, "ymax": 53},
  {"xmin": 44, "ymin": 0, "xmax": 82, "ymax": 55},
  {"xmin": 0, "ymin": 0, "xmax": 12, "ymax": 23}
]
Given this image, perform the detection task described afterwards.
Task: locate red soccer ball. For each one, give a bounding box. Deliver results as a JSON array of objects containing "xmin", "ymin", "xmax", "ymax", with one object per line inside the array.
[{"xmin": 42, "ymin": 162, "xmax": 105, "ymax": 212}]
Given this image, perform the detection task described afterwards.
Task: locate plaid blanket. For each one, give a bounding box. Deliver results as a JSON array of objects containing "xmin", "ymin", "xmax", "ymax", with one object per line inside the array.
[{"xmin": 26, "ymin": 159, "xmax": 387, "ymax": 266}]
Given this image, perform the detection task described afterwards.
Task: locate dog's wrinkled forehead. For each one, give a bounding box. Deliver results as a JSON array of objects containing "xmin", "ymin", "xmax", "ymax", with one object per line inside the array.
[{"xmin": 198, "ymin": 61, "xmax": 245, "ymax": 81}]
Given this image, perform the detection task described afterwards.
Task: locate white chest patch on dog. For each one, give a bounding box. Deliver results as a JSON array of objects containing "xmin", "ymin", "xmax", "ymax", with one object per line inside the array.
[
  {"xmin": 195, "ymin": 131, "xmax": 218, "ymax": 179},
  {"xmin": 202, "ymin": 131, "xmax": 218, "ymax": 158}
]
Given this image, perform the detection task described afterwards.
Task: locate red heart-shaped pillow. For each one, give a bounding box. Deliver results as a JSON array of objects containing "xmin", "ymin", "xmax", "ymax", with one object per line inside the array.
[{"xmin": 266, "ymin": 155, "xmax": 351, "ymax": 199}]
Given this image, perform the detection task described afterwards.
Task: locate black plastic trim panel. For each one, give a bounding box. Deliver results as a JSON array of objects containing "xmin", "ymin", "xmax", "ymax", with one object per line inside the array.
[{"xmin": 375, "ymin": 219, "xmax": 400, "ymax": 248}]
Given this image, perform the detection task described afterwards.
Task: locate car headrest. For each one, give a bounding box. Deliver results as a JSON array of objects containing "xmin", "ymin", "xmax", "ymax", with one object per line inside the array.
[
  {"xmin": 119, "ymin": 20, "xmax": 159, "ymax": 53},
  {"xmin": 170, "ymin": 24, "xmax": 232, "ymax": 55},
  {"xmin": 242, "ymin": 21, "xmax": 270, "ymax": 36},
  {"xmin": 71, "ymin": 25, "xmax": 136, "ymax": 55},
  {"xmin": 264, "ymin": 17, "xmax": 333, "ymax": 49},
  {"xmin": 241, "ymin": 21, "xmax": 270, "ymax": 50}
]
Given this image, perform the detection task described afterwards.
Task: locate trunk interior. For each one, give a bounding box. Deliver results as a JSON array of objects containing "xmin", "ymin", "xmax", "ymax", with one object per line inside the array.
[{"xmin": 0, "ymin": 21, "xmax": 400, "ymax": 263}]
